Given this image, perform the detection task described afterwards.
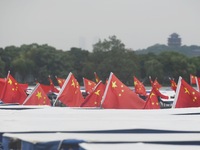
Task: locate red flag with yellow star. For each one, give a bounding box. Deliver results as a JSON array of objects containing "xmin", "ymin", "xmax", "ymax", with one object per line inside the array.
[
  {"xmin": 190, "ymin": 74, "xmax": 196, "ymax": 85},
  {"xmin": 83, "ymin": 77, "xmax": 97, "ymax": 94},
  {"xmin": 0, "ymin": 72, "xmax": 27, "ymax": 104},
  {"xmin": 55, "ymin": 72, "xmax": 85, "ymax": 107},
  {"xmin": 143, "ymin": 86, "xmax": 160, "ymax": 109},
  {"xmin": 55, "ymin": 76, "xmax": 65, "ymax": 88},
  {"xmin": 23, "ymin": 83, "xmax": 51, "ymax": 106},
  {"xmin": 133, "ymin": 76, "xmax": 147, "ymax": 96},
  {"xmin": 101, "ymin": 72, "xmax": 145, "ymax": 109},
  {"xmin": 81, "ymin": 81, "xmax": 105, "ymax": 107},
  {"xmin": 169, "ymin": 77, "xmax": 177, "ymax": 92},
  {"xmin": 172, "ymin": 76, "xmax": 200, "ymax": 108},
  {"xmin": 48, "ymin": 75, "xmax": 59, "ymax": 93}
]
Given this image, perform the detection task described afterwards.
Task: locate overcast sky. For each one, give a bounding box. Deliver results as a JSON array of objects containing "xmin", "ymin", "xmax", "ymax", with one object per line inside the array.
[{"xmin": 0, "ymin": 0, "xmax": 199, "ymax": 51}]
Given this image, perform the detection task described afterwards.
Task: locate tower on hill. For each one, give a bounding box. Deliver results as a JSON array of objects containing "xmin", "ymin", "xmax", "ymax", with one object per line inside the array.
[{"xmin": 168, "ymin": 33, "xmax": 181, "ymax": 47}]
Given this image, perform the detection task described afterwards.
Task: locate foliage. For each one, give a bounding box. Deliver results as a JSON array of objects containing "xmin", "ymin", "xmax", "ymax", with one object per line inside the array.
[{"xmin": 0, "ymin": 36, "xmax": 199, "ymax": 86}]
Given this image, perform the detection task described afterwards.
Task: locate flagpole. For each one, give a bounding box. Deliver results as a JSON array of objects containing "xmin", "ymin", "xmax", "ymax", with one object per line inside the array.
[
  {"xmin": 53, "ymin": 72, "xmax": 72, "ymax": 106},
  {"xmin": 195, "ymin": 76, "xmax": 199, "ymax": 92},
  {"xmin": 22, "ymin": 83, "xmax": 40, "ymax": 105},
  {"xmin": 100, "ymin": 72, "xmax": 113, "ymax": 108},
  {"xmin": 171, "ymin": 76, "xmax": 182, "ymax": 108}
]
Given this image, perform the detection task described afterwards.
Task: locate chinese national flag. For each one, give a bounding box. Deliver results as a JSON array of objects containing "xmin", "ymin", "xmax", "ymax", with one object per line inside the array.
[
  {"xmin": 101, "ymin": 72, "xmax": 145, "ymax": 109},
  {"xmin": 172, "ymin": 76, "xmax": 200, "ymax": 108},
  {"xmin": 190, "ymin": 74, "xmax": 196, "ymax": 85},
  {"xmin": 55, "ymin": 76, "xmax": 65, "ymax": 88},
  {"xmin": 0, "ymin": 78, "xmax": 6, "ymax": 96},
  {"xmin": 39, "ymin": 84, "xmax": 53, "ymax": 94},
  {"xmin": 94, "ymin": 72, "xmax": 100, "ymax": 83},
  {"xmin": 153, "ymin": 79, "xmax": 162, "ymax": 89},
  {"xmin": 48, "ymin": 76, "xmax": 59, "ymax": 93},
  {"xmin": 133, "ymin": 76, "xmax": 147, "ymax": 96},
  {"xmin": 169, "ymin": 77, "xmax": 177, "ymax": 92},
  {"xmin": 83, "ymin": 77, "xmax": 97, "ymax": 94},
  {"xmin": 143, "ymin": 86, "xmax": 160, "ymax": 109},
  {"xmin": 23, "ymin": 83, "xmax": 51, "ymax": 106},
  {"xmin": 0, "ymin": 73, "xmax": 27, "ymax": 104},
  {"xmin": 81, "ymin": 81, "xmax": 105, "ymax": 107},
  {"xmin": 19, "ymin": 83, "xmax": 29, "ymax": 92},
  {"xmin": 55, "ymin": 72, "xmax": 85, "ymax": 107}
]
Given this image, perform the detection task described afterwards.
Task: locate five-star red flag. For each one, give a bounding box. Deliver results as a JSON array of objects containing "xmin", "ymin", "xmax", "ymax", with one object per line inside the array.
[
  {"xmin": 0, "ymin": 78, "xmax": 6, "ymax": 96},
  {"xmin": 143, "ymin": 86, "xmax": 160, "ymax": 109},
  {"xmin": 94, "ymin": 72, "xmax": 100, "ymax": 83},
  {"xmin": 190, "ymin": 74, "xmax": 196, "ymax": 85},
  {"xmin": 23, "ymin": 83, "xmax": 51, "ymax": 106},
  {"xmin": 83, "ymin": 77, "xmax": 97, "ymax": 94},
  {"xmin": 172, "ymin": 76, "xmax": 200, "ymax": 108},
  {"xmin": 55, "ymin": 76, "xmax": 65, "ymax": 88},
  {"xmin": 81, "ymin": 81, "xmax": 105, "ymax": 107},
  {"xmin": 48, "ymin": 76, "xmax": 59, "ymax": 93},
  {"xmin": 0, "ymin": 72, "xmax": 27, "ymax": 104},
  {"xmin": 55, "ymin": 72, "xmax": 85, "ymax": 107},
  {"xmin": 101, "ymin": 72, "xmax": 145, "ymax": 109},
  {"xmin": 133, "ymin": 76, "xmax": 147, "ymax": 96},
  {"xmin": 169, "ymin": 77, "xmax": 177, "ymax": 92}
]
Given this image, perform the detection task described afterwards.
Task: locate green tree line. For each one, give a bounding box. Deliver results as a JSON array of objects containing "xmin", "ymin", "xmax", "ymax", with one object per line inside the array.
[{"xmin": 0, "ymin": 35, "xmax": 199, "ymax": 86}]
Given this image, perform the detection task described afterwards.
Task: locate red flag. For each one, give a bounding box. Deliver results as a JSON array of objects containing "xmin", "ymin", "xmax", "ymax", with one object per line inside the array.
[
  {"xmin": 19, "ymin": 83, "xmax": 29, "ymax": 92},
  {"xmin": 39, "ymin": 84, "xmax": 53, "ymax": 94},
  {"xmin": 55, "ymin": 72, "xmax": 85, "ymax": 107},
  {"xmin": 48, "ymin": 76, "xmax": 59, "ymax": 93},
  {"xmin": 94, "ymin": 72, "xmax": 100, "ymax": 83},
  {"xmin": 81, "ymin": 81, "xmax": 105, "ymax": 107},
  {"xmin": 0, "ymin": 78, "xmax": 6, "ymax": 96},
  {"xmin": 172, "ymin": 77, "xmax": 200, "ymax": 108},
  {"xmin": 83, "ymin": 77, "xmax": 97, "ymax": 94},
  {"xmin": 143, "ymin": 86, "xmax": 160, "ymax": 109},
  {"xmin": 169, "ymin": 77, "xmax": 177, "ymax": 92},
  {"xmin": 133, "ymin": 76, "xmax": 147, "ymax": 96},
  {"xmin": 153, "ymin": 79, "xmax": 162, "ymax": 89},
  {"xmin": 23, "ymin": 84, "xmax": 51, "ymax": 106},
  {"xmin": 149, "ymin": 76, "xmax": 161, "ymax": 89},
  {"xmin": 55, "ymin": 76, "xmax": 65, "ymax": 88},
  {"xmin": 0, "ymin": 72, "xmax": 27, "ymax": 104},
  {"xmin": 101, "ymin": 72, "xmax": 145, "ymax": 109},
  {"xmin": 190, "ymin": 74, "xmax": 196, "ymax": 85}
]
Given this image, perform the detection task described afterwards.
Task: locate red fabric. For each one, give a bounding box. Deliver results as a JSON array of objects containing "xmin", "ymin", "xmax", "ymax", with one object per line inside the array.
[
  {"xmin": 144, "ymin": 86, "xmax": 160, "ymax": 109},
  {"xmin": 94, "ymin": 72, "xmax": 100, "ymax": 83},
  {"xmin": 169, "ymin": 78, "xmax": 177, "ymax": 92},
  {"xmin": 83, "ymin": 77, "xmax": 97, "ymax": 94},
  {"xmin": 0, "ymin": 73, "xmax": 27, "ymax": 104},
  {"xmin": 101, "ymin": 73, "xmax": 145, "ymax": 109},
  {"xmin": 174, "ymin": 77, "xmax": 200, "ymax": 108},
  {"xmin": 190, "ymin": 74, "xmax": 196, "ymax": 85},
  {"xmin": 153, "ymin": 79, "xmax": 162, "ymax": 89},
  {"xmin": 23, "ymin": 84, "xmax": 51, "ymax": 106},
  {"xmin": 48, "ymin": 76, "xmax": 59, "ymax": 93},
  {"xmin": 0, "ymin": 78, "xmax": 6, "ymax": 96},
  {"xmin": 56, "ymin": 77, "xmax": 65, "ymax": 88},
  {"xmin": 81, "ymin": 81, "xmax": 105, "ymax": 107},
  {"xmin": 19, "ymin": 83, "xmax": 29, "ymax": 92},
  {"xmin": 40, "ymin": 84, "xmax": 53, "ymax": 94},
  {"xmin": 133, "ymin": 76, "xmax": 147, "ymax": 96},
  {"xmin": 56, "ymin": 72, "xmax": 85, "ymax": 107}
]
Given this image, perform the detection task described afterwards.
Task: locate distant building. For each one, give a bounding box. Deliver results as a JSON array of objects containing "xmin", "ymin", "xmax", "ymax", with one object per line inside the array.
[{"xmin": 168, "ymin": 33, "xmax": 181, "ymax": 47}]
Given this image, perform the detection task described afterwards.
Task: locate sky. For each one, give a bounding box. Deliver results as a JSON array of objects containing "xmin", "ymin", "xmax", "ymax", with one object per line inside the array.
[{"xmin": 0, "ymin": 0, "xmax": 199, "ymax": 51}]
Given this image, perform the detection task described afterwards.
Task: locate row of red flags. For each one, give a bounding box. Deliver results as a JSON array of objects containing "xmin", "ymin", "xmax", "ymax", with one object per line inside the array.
[{"xmin": 0, "ymin": 71, "xmax": 200, "ymax": 109}]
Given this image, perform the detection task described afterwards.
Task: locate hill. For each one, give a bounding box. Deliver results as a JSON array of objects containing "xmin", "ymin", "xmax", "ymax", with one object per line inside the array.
[{"xmin": 135, "ymin": 44, "xmax": 200, "ymax": 57}]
